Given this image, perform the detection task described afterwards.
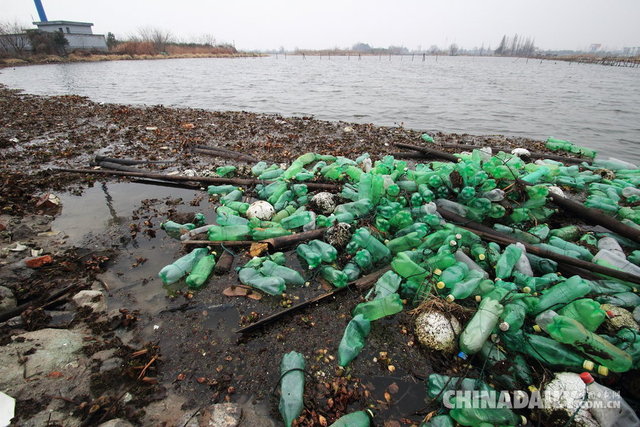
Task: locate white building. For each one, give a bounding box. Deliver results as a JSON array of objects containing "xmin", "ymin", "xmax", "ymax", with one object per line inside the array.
[{"xmin": 33, "ymin": 20, "xmax": 107, "ymax": 51}]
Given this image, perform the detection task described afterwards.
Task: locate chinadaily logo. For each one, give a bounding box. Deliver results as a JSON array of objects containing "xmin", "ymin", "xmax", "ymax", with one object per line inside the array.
[{"xmin": 442, "ymin": 390, "xmax": 622, "ymax": 410}]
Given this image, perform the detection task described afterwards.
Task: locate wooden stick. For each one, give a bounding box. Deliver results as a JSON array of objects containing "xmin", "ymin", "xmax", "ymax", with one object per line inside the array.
[
  {"xmin": 182, "ymin": 240, "xmax": 254, "ymax": 247},
  {"xmin": 95, "ymin": 161, "xmax": 144, "ymax": 173},
  {"xmin": 0, "ymin": 284, "xmax": 78, "ymax": 324},
  {"xmin": 438, "ymin": 208, "xmax": 640, "ymax": 285},
  {"xmin": 52, "ymin": 168, "xmax": 341, "ymax": 191},
  {"xmin": 264, "ymin": 228, "xmax": 327, "ymax": 249},
  {"xmin": 395, "ymin": 143, "xmax": 459, "ymax": 162},
  {"xmin": 94, "ymin": 155, "xmax": 175, "ymax": 165},
  {"xmin": 235, "ymin": 266, "xmax": 390, "ymax": 334}
]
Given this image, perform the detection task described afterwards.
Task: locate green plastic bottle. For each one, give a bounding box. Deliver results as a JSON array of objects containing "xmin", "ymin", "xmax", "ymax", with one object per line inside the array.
[
  {"xmin": 437, "ymin": 262, "xmax": 470, "ymax": 289},
  {"xmin": 549, "ymin": 225, "xmax": 581, "ymax": 241},
  {"xmin": 216, "ymin": 165, "xmax": 236, "ymax": 177},
  {"xmin": 352, "ymin": 228, "xmax": 391, "ymax": 263},
  {"xmin": 334, "ymin": 199, "xmax": 373, "ymax": 219},
  {"xmin": 343, "ymin": 262, "xmax": 361, "ymax": 282},
  {"xmin": 502, "ymin": 331, "xmax": 603, "ymax": 374},
  {"xmin": 161, "ymin": 220, "xmax": 196, "ymax": 239},
  {"xmin": 337, "ymin": 314, "xmax": 371, "ymax": 367},
  {"xmin": 319, "ymin": 265, "xmax": 348, "ymax": 288},
  {"xmin": 391, "ymin": 252, "xmax": 428, "ymax": 282},
  {"xmin": 279, "ymin": 351, "xmax": 305, "ymax": 427},
  {"xmin": 217, "ymin": 211, "xmax": 249, "ymax": 226},
  {"xmin": 546, "ymin": 315, "xmax": 633, "ymax": 372},
  {"xmin": 207, "ymin": 184, "xmax": 239, "ymax": 195},
  {"xmin": 296, "ymin": 243, "xmax": 322, "ymax": 269},
  {"xmin": 329, "ymin": 411, "xmax": 371, "ymax": 427},
  {"xmin": 158, "ymin": 248, "xmax": 208, "ymax": 285},
  {"xmin": 208, "ymin": 224, "xmax": 250, "ymax": 241},
  {"xmin": 220, "ymin": 189, "xmax": 243, "ymax": 204},
  {"xmin": 426, "ymin": 374, "xmax": 493, "ymax": 402},
  {"xmin": 495, "ymin": 244, "xmax": 523, "ymax": 280},
  {"xmin": 526, "ymin": 253, "xmax": 558, "ymax": 275},
  {"xmin": 527, "ymin": 276, "xmax": 591, "ymax": 314},
  {"xmin": 449, "ymin": 396, "xmax": 525, "ymax": 426},
  {"xmin": 445, "ymin": 272, "xmax": 484, "ymax": 302},
  {"xmin": 385, "ymin": 230, "xmax": 425, "ymax": 253},
  {"xmin": 352, "ymin": 293, "xmax": 403, "ymax": 321},
  {"xmin": 238, "ymin": 268, "xmax": 286, "ymax": 295},
  {"xmin": 280, "ymin": 211, "xmax": 313, "ymax": 230},
  {"xmin": 548, "ymin": 236, "xmax": 593, "ymax": 261},
  {"xmin": 459, "ymin": 297, "xmax": 504, "ymax": 354},
  {"xmin": 354, "ymin": 249, "xmax": 374, "ymax": 271},
  {"xmin": 596, "ymin": 292, "xmax": 640, "ymax": 308},
  {"xmin": 372, "ymin": 270, "xmax": 402, "ymax": 299},
  {"xmin": 260, "ymin": 260, "xmax": 305, "ymax": 286},
  {"xmin": 250, "ymin": 226, "xmax": 292, "ymax": 240},
  {"xmin": 308, "ymin": 240, "xmax": 338, "ymax": 263},
  {"xmin": 185, "ymin": 254, "xmax": 216, "ymax": 289},
  {"xmin": 558, "ymin": 299, "xmax": 606, "ymax": 331},
  {"xmin": 499, "ymin": 299, "xmax": 528, "ymax": 332}
]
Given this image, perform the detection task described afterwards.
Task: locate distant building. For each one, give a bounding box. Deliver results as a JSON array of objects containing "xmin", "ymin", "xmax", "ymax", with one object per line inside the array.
[{"xmin": 33, "ymin": 20, "xmax": 107, "ymax": 51}]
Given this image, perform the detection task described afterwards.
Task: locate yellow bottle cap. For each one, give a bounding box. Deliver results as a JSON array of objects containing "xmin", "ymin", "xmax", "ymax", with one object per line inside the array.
[
  {"xmin": 522, "ymin": 286, "xmax": 531, "ymax": 294},
  {"xmin": 583, "ymin": 360, "xmax": 595, "ymax": 371},
  {"xmin": 528, "ymin": 385, "xmax": 538, "ymax": 392},
  {"xmin": 445, "ymin": 295, "xmax": 455, "ymax": 302},
  {"xmin": 532, "ymin": 325, "xmax": 542, "ymax": 333},
  {"xmin": 597, "ymin": 365, "xmax": 609, "ymax": 376},
  {"xmin": 520, "ymin": 416, "xmax": 528, "ymax": 425},
  {"xmin": 433, "ymin": 268, "xmax": 442, "ymax": 276},
  {"xmin": 436, "ymin": 281, "xmax": 445, "ymax": 289},
  {"xmin": 475, "ymin": 295, "xmax": 482, "ymax": 302},
  {"xmin": 478, "ymin": 254, "xmax": 486, "ymax": 261}
]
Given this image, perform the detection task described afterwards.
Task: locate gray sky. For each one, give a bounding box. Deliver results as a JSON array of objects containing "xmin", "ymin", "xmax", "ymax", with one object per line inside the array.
[{"xmin": 3, "ymin": 0, "xmax": 640, "ymax": 51}]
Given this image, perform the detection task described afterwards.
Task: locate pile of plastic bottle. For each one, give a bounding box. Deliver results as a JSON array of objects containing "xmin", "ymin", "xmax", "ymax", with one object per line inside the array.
[{"xmin": 158, "ymin": 136, "xmax": 640, "ymax": 427}]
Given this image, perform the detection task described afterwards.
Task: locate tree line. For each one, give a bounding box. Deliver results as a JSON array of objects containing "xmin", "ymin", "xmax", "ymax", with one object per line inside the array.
[{"xmin": 494, "ymin": 34, "xmax": 537, "ymax": 56}]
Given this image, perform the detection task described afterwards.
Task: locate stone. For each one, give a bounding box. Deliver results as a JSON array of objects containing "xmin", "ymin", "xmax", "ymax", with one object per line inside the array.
[
  {"xmin": 415, "ymin": 310, "xmax": 461, "ymax": 354},
  {"xmin": 72, "ymin": 290, "xmax": 107, "ymax": 313},
  {"xmin": 97, "ymin": 418, "xmax": 135, "ymax": 427},
  {"xmin": 203, "ymin": 403, "xmax": 242, "ymax": 426},
  {"xmin": 0, "ymin": 285, "xmax": 17, "ymax": 315},
  {"xmin": 309, "ymin": 192, "xmax": 336, "ymax": 215},
  {"xmin": 11, "ymin": 224, "xmax": 34, "ymax": 240},
  {"xmin": 540, "ymin": 372, "xmax": 599, "ymax": 427},
  {"xmin": 0, "ymin": 328, "xmax": 84, "ymax": 390}
]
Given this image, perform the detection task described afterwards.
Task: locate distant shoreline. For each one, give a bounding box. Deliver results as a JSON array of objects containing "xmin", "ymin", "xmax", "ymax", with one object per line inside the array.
[{"xmin": 0, "ymin": 52, "xmax": 266, "ymax": 68}]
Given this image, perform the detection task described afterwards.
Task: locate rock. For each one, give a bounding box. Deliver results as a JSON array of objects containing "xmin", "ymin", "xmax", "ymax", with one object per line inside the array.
[
  {"xmin": 0, "ymin": 285, "xmax": 17, "ymax": 315},
  {"xmin": 203, "ymin": 403, "xmax": 242, "ymax": 426},
  {"xmin": 45, "ymin": 310, "xmax": 76, "ymax": 328},
  {"xmin": 325, "ymin": 223, "xmax": 352, "ymax": 249},
  {"xmin": 414, "ymin": 310, "xmax": 461, "ymax": 354},
  {"xmin": 0, "ymin": 328, "xmax": 84, "ymax": 390},
  {"xmin": 11, "ymin": 224, "xmax": 34, "ymax": 240},
  {"xmin": 601, "ymin": 304, "xmax": 639, "ymax": 333},
  {"xmin": 539, "ymin": 372, "xmax": 598, "ymax": 427},
  {"xmin": 309, "ymin": 192, "xmax": 335, "ymax": 215},
  {"xmin": 246, "ymin": 201, "xmax": 275, "ymax": 221},
  {"xmin": 72, "ymin": 290, "xmax": 107, "ymax": 313},
  {"xmin": 91, "ymin": 349, "xmax": 117, "ymax": 362},
  {"xmin": 97, "ymin": 419, "xmax": 135, "ymax": 427}
]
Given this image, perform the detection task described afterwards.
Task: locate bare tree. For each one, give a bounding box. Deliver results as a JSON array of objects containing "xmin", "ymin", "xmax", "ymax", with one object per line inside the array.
[
  {"xmin": 449, "ymin": 43, "xmax": 459, "ymax": 56},
  {"xmin": 138, "ymin": 27, "xmax": 173, "ymax": 53},
  {"xmin": 0, "ymin": 20, "xmax": 30, "ymax": 56}
]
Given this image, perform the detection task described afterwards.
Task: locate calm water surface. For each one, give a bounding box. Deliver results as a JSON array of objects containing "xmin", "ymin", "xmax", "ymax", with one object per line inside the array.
[{"xmin": 1, "ymin": 56, "xmax": 639, "ymax": 161}]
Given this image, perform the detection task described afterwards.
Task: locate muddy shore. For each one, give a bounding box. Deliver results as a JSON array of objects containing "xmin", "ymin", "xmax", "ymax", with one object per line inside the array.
[{"xmin": 0, "ymin": 85, "xmax": 581, "ymax": 426}]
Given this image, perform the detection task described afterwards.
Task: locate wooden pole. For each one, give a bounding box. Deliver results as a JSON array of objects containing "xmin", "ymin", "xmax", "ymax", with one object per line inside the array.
[
  {"xmin": 235, "ymin": 266, "xmax": 390, "ymax": 334},
  {"xmin": 53, "ymin": 168, "xmax": 341, "ymax": 191}
]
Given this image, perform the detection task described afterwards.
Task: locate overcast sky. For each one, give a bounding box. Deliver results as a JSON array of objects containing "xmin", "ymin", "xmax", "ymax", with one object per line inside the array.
[{"xmin": 3, "ymin": 0, "xmax": 640, "ymax": 51}]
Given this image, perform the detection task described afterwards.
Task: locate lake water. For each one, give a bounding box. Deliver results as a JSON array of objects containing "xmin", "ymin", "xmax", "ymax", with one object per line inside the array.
[{"xmin": 1, "ymin": 55, "xmax": 639, "ymax": 162}]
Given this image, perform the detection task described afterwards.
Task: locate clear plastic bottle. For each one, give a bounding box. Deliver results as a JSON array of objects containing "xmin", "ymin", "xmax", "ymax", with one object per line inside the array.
[{"xmin": 579, "ymin": 372, "xmax": 640, "ymax": 427}]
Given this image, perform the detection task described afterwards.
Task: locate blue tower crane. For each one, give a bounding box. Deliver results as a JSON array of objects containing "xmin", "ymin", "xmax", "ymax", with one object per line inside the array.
[{"xmin": 33, "ymin": 0, "xmax": 48, "ymax": 22}]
